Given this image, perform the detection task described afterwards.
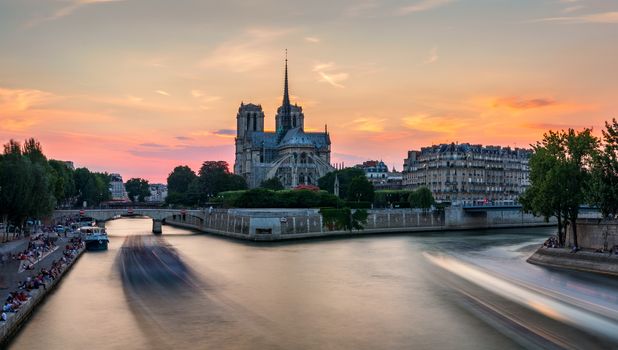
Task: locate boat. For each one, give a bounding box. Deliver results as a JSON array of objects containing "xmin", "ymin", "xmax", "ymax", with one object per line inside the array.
[{"xmin": 80, "ymin": 226, "xmax": 109, "ymax": 251}]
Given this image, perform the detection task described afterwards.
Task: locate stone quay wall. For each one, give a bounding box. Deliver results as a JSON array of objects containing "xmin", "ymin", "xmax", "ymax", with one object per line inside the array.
[
  {"xmin": 165, "ymin": 207, "xmax": 553, "ymax": 241},
  {"xmin": 566, "ymin": 219, "xmax": 618, "ymax": 250},
  {"xmin": 0, "ymin": 247, "xmax": 85, "ymax": 346}
]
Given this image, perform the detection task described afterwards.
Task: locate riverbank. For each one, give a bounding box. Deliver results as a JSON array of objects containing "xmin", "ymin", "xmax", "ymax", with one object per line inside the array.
[
  {"xmin": 527, "ymin": 247, "xmax": 618, "ymax": 276},
  {"xmin": 0, "ymin": 240, "xmax": 85, "ymax": 346},
  {"xmin": 164, "ymin": 207, "xmax": 556, "ymax": 241}
]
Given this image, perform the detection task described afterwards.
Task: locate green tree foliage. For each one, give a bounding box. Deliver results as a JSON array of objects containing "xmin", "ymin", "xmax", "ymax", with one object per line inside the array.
[
  {"xmin": 374, "ymin": 190, "xmax": 414, "ymax": 208},
  {"xmin": 260, "ymin": 177, "xmax": 284, "ymax": 191},
  {"xmin": 48, "ymin": 160, "xmax": 76, "ymax": 205},
  {"xmin": 318, "ymin": 167, "xmax": 366, "ymax": 199},
  {"xmin": 195, "ymin": 161, "xmax": 247, "ymax": 202},
  {"xmin": 347, "ymin": 176, "xmax": 375, "ymax": 202},
  {"xmin": 166, "ymin": 165, "xmax": 197, "ymax": 206},
  {"xmin": 589, "ymin": 119, "xmax": 618, "ymax": 218},
  {"xmin": 409, "ymin": 186, "xmax": 435, "ymax": 211},
  {"xmin": 125, "ymin": 178, "xmax": 151, "ymax": 202},
  {"xmin": 165, "ymin": 161, "xmax": 247, "ymax": 207},
  {"xmin": 73, "ymin": 168, "xmax": 111, "ymax": 207},
  {"xmin": 228, "ymin": 189, "xmax": 341, "ymax": 208},
  {"xmin": 520, "ymin": 129, "xmax": 599, "ymax": 247},
  {"xmin": 320, "ymin": 208, "xmax": 368, "ymax": 231},
  {"xmin": 167, "ymin": 165, "xmax": 197, "ymax": 194},
  {"xmin": 0, "ymin": 139, "xmax": 56, "ymax": 228}
]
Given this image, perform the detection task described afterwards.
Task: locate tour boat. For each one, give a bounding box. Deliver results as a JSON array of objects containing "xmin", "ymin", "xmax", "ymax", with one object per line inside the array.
[{"xmin": 80, "ymin": 226, "xmax": 109, "ymax": 251}]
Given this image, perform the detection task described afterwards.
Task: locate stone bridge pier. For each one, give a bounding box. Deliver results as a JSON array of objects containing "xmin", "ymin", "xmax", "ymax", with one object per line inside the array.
[{"xmin": 152, "ymin": 219, "xmax": 163, "ymax": 234}]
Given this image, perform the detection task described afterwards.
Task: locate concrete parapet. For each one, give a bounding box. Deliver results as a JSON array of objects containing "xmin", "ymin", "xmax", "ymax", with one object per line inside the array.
[
  {"xmin": 527, "ymin": 247, "xmax": 618, "ymax": 276},
  {"xmin": 165, "ymin": 207, "xmax": 554, "ymax": 241}
]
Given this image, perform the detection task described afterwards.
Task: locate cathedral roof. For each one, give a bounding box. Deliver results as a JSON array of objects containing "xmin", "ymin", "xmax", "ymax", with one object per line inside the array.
[
  {"xmin": 278, "ymin": 128, "xmax": 330, "ymax": 149},
  {"xmin": 250, "ymin": 132, "xmax": 278, "ymax": 148}
]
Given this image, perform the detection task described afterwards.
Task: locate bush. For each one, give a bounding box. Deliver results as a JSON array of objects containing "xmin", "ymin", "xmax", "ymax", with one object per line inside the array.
[
  {"xmin": 228, "ymin": 189, "xmax": 344, "ymax": 208},
  {"xmin": 320, "ymin": 208, "xmax": 368, "ymax": 231},
  {"xmin": 345, "ymin": 201, "xmax": 372, "ymax": 209}
]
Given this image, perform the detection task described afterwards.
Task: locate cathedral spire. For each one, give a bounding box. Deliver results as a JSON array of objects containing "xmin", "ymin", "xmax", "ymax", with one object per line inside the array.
[
  {"xmin": 283, "ymin": 49, "xmax": 290, "ymax": 110},
  {"xmin": 278, "ymin": 49, "xmax": 293, "ymax": 137}
]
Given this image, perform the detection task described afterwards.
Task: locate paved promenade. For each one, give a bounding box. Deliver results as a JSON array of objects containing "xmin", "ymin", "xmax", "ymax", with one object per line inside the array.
[{"xmin": 0, "ymin": 234, "xmax": 85, "ymax": 345}]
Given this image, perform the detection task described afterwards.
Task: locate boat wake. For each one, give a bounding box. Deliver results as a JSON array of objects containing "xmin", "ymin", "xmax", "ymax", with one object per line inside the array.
[{"xmin": 424, "ymin": 252, "xmax": 618, "ymax": 349}]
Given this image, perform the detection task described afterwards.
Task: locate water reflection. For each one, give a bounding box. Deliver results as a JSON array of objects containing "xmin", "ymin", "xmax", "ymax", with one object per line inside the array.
[{"xmin": 8, "ymin": 219, "xmax": 618, "ymax": 349}]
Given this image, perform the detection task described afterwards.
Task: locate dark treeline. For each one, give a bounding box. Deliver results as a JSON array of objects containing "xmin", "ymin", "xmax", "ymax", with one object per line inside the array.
[
  {"xmin": 165, "ymin": 160, "xmax": 436, "ymax": 210},
  {"xmin": 521, "ymin": 118, "xmax": 618, "ymax": 248},
  {"xmin": 165, "ymin": 161, "xmax": 247, "ymax": 207},
  {"xmin": 0, "ymin": 138, "xmax": 111, "ymax": 230}
]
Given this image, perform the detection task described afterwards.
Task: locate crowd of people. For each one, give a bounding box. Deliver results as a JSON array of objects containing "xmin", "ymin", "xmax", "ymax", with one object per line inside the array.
[
  {"xmin": 1, "ymin": 237, "xmax": 84, "ymax": 323},
  {"xmin": 543, "ymin": 235, "xmax": 560, "ymax": 248},
  {"xmin": 13, "ymin": 233, "xmax": 58, "ymax": 271}
]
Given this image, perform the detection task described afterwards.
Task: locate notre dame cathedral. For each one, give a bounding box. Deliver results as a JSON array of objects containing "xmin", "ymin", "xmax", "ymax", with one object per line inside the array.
[{"xmin": 233, "ymin": 57, "xmax": 334, "ymax": 188}]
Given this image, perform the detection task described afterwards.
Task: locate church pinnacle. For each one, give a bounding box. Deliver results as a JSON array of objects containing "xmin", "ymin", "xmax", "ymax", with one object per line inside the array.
[
  {"xmin": 278, "ymin": 49, "xmax": 293, "ymax": 136},
  {"xmin": 282, "ymin": 49, "xmax": 290, "ymax": 112}
]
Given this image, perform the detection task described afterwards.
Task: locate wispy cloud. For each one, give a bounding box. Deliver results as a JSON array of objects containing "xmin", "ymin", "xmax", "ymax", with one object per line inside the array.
[
  {"xmin": 492, "ymin": 97, "xmax": 557, "ymax": 110},
  {"xmin": 304, "ymin": 36, "xmax": 321, "ymax": 43},
  {"xmin": 28, "ymin": 0, "xmax": 129, "ymax": 26},
  {"xmin": 175, "ymin": 136, "xmax": 193, "ymax": 141},
  {"xmin": 313, "ymin": 62, "xmax": 349, "ymax": 88},
  {"xmin": 155, "ymin": 90, "xmax": 170, "ymax": 96},
  {"xmin": 0, "ymin": 88, "xmax": 56, "ymax": 112},
  {"xmin": 345, "ymin": 117, "xmax": 387, "ymax": 132},
  {"xmin": 139, "ymin": 142, "xmax": 166, "ymax": 148},
  {"xmin": 213, "ymin": 129, "xmax": 236, "ymax": 136},
  {"xmin": 537, "ymin": 11, "xmax": 618, "ymax": 23},
  {"xmin": 343, "ymin": 0, "xmax": 380, "ymax": 17},
  {"xmin": 425, "ymin": 47, "xmax": 439, "ymax": 64},
  {"xmin": 562, "ymin": 5, "xmax": 584, "ymax": 13},
  {"xmin": 397, "ymin": 0, "xmax": 455, "ymax": 15},
  {"xmin": 201, "ymin": 28, "xmax": 292, "ymax": 72}
]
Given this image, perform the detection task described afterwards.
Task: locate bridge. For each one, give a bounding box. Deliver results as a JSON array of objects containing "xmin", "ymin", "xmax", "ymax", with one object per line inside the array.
[{"xmin": 53, "ymin": 209, "xmax": 206, "ymax": 233}]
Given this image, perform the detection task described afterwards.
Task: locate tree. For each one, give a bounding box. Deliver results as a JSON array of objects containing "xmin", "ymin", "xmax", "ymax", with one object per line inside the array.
[
  {"xmin": 521, "ymin": 129, "xmax": 599, "ymax": 247},
  {"xmin": 589, "ymin": 119, "xmax": 618, "ymax": 218},
  {"xmin": 196, "ymin": 161, "xmax": 247, "ymax": 200},
  {"xmin": 125, "ymin": 178, "xmax": 151, "ymax": 202},
  {"xmin": 260, "ymin": 177, "xmax": 284, "ymax": 191},
  {"xmin": 318, "ymin": 168, "xmax": 365, "ymax": 199},
  {"xmin": 0, "ymin": 139, "xmax": 55, "ymax": 231},
  {"xmin": 347, "ymin": 176, "xmax": 374, "ymax": 202},
  {"xmin": 167, "ymin": 165, "xmax": 197, "ymax": 194},
  {"xmin": 410, "ymin": 187, "xmax": 435, "ymax": 211},
  {"xmin": 49, "ymin": 160, "xmax": 76, "ymax": 206},
  {"xmin": 73, "ymin": 168, "xmax": 111, "ymax": 207}
]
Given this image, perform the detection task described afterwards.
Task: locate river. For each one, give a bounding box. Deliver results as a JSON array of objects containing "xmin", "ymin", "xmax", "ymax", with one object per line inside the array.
[{"xmin": 8, "ymin": 218, "xmax": 618, "ymax": 349}]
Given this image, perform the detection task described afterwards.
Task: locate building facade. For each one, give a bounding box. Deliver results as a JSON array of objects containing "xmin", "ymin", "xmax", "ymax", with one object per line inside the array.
[
  {"xmin": 234, "ymin": 58, "xmax": 334, "ymax": 188},
  {"xmin": 402, "ymin": 143, "xmax": 531, "ymax": 204},
  {"xmin": 108, "ymin": 173, "xmax": 128, "ymax": 201},
  {"xmin": 355, "ymin": 160, "xmax": 403, "ymax": 190},
  {"xmin": 146, "ymin": 184, "xmax": 168, "ymax": 202}
]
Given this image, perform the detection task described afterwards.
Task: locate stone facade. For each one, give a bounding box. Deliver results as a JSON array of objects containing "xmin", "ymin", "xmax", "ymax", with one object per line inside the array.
[
  {"xmin": 234, "ymin": 59, "xmax": 333, "ymax": 188},
  {"xmin": 402, "ymin": 143, "xmax": 531, "ymax": 204},
  {"xmin": 355, "ymin": 160, "xmax": 403, "ymax": 190}
]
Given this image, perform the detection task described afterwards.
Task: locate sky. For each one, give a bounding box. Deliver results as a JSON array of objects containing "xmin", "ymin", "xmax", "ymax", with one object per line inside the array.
[{"xmin": 0, "ymin": 0, "xmax": 617, "ymax": 183}]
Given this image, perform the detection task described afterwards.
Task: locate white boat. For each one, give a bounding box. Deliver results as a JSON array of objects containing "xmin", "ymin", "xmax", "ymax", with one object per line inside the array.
[{"xmin": 79, "ymin": 226, "xmax": 109, "ymax": 251}]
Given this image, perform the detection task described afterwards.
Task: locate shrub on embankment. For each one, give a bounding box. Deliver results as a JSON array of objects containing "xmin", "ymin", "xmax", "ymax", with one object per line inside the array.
[{"xmin": 218, "ymin": 188, "xmax": 342, "ymax": 208}]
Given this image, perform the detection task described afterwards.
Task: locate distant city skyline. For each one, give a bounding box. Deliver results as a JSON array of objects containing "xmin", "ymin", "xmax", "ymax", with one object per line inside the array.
[{"xmin": 1, "ymin": 0, "xmax": 616, "ymax": 182}]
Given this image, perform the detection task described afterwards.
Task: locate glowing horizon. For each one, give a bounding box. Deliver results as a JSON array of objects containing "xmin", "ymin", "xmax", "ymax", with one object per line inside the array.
[{"xmin": 1, "ymin": 0, "xmax": 616, "ymax": 182}]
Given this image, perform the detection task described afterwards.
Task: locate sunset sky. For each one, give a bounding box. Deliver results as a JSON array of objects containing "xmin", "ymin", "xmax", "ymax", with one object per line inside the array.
[{"xmin": 1, "ymin": 0, "xmax": 617, "ymax": 182}]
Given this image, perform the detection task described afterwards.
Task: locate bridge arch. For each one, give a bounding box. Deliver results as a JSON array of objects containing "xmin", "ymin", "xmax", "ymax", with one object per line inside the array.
[{"xmin": 53, "ymin": 209, "xmax": 206, "ymax": 234}]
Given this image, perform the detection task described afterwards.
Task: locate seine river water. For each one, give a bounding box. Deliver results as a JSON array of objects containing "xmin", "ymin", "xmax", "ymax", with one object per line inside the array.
[{"xmin": 8, "ymin": 218, "xmax": 618, "ymax": 349}]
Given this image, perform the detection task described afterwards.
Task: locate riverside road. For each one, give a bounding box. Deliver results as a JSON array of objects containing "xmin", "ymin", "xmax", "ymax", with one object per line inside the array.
[{"xmin": 7, "ymin": 218, "xmax": 618, "ymax": 349}]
